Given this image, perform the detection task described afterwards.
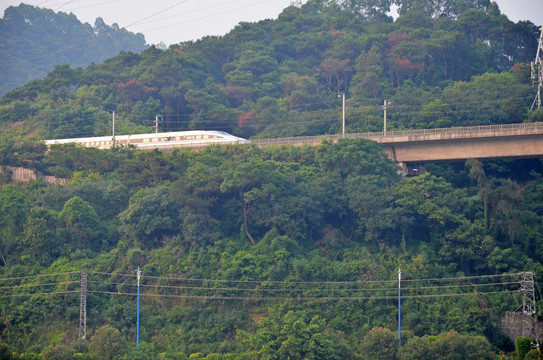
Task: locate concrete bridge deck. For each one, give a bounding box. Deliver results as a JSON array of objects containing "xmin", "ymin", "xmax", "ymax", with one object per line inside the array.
[{"xmin": 250, "ymin": 122, "xmax": 543, "ymax": 163}]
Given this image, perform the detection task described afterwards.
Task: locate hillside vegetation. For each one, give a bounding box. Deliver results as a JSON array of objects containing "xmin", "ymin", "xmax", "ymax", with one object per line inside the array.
[
  {"xmin": 1, "ymin": 0, "xmax": 543, "ymax": 359},
  {"xmin": 0, "ymin": 4, "xmax": 148, "ymax": 97},
  {"xmin": 1, "ymin": 140, "xmax": 543, "ymax": 359},
  {"xmin": 1, "ymin": 0, "xmax": 542, "ymax": 143}
]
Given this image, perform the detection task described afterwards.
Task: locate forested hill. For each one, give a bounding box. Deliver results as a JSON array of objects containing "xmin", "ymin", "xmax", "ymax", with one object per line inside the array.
[
  {"xmin": 0, "ymin": 0, "xmax": 542, "ymax": 144},
  {"xmin": 0, "ymin": 4, "xmax": 148, "ymax": 97},
  {"xmin": 3, "ymin": 1, "xmax": 543, "ymax": 359}
]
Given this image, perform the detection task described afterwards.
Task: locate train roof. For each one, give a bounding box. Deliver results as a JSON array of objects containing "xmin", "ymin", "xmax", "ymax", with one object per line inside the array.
[{"xmin": 44, "ymin": 130, "xmax": 246, "ymax": 145}]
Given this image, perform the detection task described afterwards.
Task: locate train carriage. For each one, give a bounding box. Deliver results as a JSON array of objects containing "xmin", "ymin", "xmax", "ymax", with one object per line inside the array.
[{"xmin": 44, "ymin": 130, "xmax": 248, "ymax": 150}]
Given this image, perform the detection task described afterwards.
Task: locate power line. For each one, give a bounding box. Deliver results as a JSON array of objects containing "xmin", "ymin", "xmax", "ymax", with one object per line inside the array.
[
  {"xmin": 0, "ymin": 271, "xmax": 80, "ymax": 281},
  {"xmin": 0, "ymin": 290, "xmax": 79, "ymax": 298},
  {"xmin": 138, "ymin": 0, "xmax": 274, "ymax": 35},
  {"xmin": 0, "ymin": 281, "xmax": 79, "ymax": 290},
  {"xmin": 122, "ymin": 0, "xmax": 190, "ymax": 29},
  {"xmin": 86, "ymin": 289, "xmax": 518, "ymax": 302},
  {"xmin": 132, "ymin": 0, "xmax": 245, "ymax": 27},
  {"xmin": 85, "ymin": 270, "xmax": 522, "ymax": 285},
  {"xmin": 85, "ymin": 280, "xmax": 520, "ymax": 292},
  {"xmin": 0, "ymin": 271, "xmax": 525, "ymax": 306}
]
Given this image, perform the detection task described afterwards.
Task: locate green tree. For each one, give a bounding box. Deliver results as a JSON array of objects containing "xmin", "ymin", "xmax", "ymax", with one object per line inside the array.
[
  {"xmin": 220, "ymin": 158, "xmax": 294, "ymax": 245},
  {"xmin": 516, "ymin": 337, "xmax": 533, "ymax": 360},
  {"xmin": 350, "ymin": 45, "xmax": 385, "ymax": 98},
  {"xmin": 119, "ymin": 186, "xmax": 179, "ymax": 248},
  {"xmin": 59, "ymin": 196, "xmax": 101, "ymax": 250},
  {"xmin": 239, "ymin": 310, "xmax": 353, "ymax": 360},
  {"xmin": 360, "ymin": 327, "xmax": 398, "ymax": 360},
  {"xmin": 88, "ymin": 325, "xmax": 127, "ymax": 360},
  {"xmin": 279, "ymin": 73, "xmax": 320, "ymax": 111},
  {"xmin": 400, "ymin": 331, "xmax": 494, "ymax": 360},
  {"xmin": 42, "ymin": 343, "xmax": 73, "ymax": 360},
  {"xmin": 0, "ymin": 184, "xmax": 32, "ymax": 267},
  {"xmin": 399, "ymin": 335, "xmax": 432, "ymax": 360},
  {"xmin": 430, "ymin": 330, "xmax": 493, "ymax": 360},
  {"xmin": 22, "ymin": 208, "xmax": 61, "ymax": 265}
]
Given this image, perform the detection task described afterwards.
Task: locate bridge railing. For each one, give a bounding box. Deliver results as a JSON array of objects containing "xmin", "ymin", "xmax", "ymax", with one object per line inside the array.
[{"xmin": 250, "ymin": 122, "xmax": 543, "ymax": 146}]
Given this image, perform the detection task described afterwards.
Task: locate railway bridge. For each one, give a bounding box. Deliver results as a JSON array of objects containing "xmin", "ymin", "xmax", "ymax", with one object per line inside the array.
[{"xmin": 250, "ymin": 122, "xmax": 543, "ymax": 173}]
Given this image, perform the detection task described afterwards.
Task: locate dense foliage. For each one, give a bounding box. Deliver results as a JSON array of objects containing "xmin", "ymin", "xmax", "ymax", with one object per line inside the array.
[
  {"xmin": 0, "ymin": 4, "xmax": 148, "ymax": 97},
  {"xmin": 0, "ymin": 0, "xmax": 541, "ymax": 142},
  {"xmin": 0, "ymin": 140, "xmax": 542, "ymax": 358},
  {"xmin": 1, "ymin": 0, "xmax": 543, "ymax": 359}
]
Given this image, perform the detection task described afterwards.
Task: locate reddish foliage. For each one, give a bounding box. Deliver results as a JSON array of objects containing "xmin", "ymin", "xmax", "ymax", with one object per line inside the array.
[
  {"xmin": 172, "ymin": 45, "xmax": 188, "ymax": 54},
  {"xmin": 238, "ymin": 112, "xmax": 255, "ymax": 128},
  {"xmin": 387, "ymin": 31, "xmax": 412, "ymax": 46},
  {"xmin": 116, "ymin": 78, "xmax": 155, "ymax": 102}
]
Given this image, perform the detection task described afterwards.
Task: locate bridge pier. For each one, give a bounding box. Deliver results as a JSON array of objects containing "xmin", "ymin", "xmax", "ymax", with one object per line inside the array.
[{"xmin": 397, "ymin": 162, "xmax": 426, "ymax": 177}]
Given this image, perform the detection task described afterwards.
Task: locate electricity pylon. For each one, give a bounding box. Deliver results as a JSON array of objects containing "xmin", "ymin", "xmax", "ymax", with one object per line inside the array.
[
  {"xmin": 531, "ymin": 27, "xmax": 543, "ymax": 110},
  {"xmin": 79, "ymin": 272, "xmax": 87, "ymax": 339}
]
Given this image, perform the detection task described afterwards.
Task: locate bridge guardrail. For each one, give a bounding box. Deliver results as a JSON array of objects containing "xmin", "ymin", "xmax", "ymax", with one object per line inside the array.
[{"xmin": 250, "ymin": 122, "xmax": 543, "ymax": 146}]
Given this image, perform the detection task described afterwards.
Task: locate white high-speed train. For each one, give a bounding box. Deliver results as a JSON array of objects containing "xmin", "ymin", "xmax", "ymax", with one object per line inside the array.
[{"xmin": 44, "ymin": 130, "xmax": 248, "ymax": 150}]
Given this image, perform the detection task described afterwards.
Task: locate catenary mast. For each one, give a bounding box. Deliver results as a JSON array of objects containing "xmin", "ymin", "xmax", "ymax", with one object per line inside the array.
[{"xmin": 531, "ymin": 27, "xmax": 543, "ymax": 110}]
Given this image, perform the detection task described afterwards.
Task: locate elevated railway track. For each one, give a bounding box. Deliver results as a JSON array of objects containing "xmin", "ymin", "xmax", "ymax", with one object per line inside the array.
[{"xmin": 250, "ymin": 122, "xmax": 543, "ymax": 164}]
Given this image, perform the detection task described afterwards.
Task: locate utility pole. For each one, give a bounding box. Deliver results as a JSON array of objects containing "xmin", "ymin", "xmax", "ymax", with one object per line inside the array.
[
  {"xmin": 155, "ymin": 115, "xmax": 159, "ymax": 134},
  {"xmin": 135, "ymin": 268, "xmax": 142, "ymax": 349},
  {"xmin": 398, "ymin": 268, "xmax": 402, "ymax": 347},
  {"xmin": 342, "ymin": 93, "xmax": 345, "ymax": 136},
  {"xmin": 108, "ymin": 111, "xmax": 116, "ymax": 146},
  {"xmin": 531, "ymin": 27, "xmax": 543, "ymax": 110},
  {"xmin": 382, "ymin": 100, "xmax": 389, "ymax": 135},
  {"xmin": 79, "ymin": 272, "xmax": 87, "ymax": 339},
  {"xmin": 338, "ymin": 93, "xmax": 346, "ymax": 136}
]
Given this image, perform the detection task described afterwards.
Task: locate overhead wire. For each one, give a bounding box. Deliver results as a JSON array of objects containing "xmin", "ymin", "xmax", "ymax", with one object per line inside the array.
[
  {"xmin": 0, "ymin": 290, "xmax": 80, "ymax": 298},
  {"xmin": 62, "ymin": 0, "xmax": 123, "ymax": 12},
  {"xmin": 84, "ymin": 279, "xmax": 520, "ymax": 293},
  {"xmin": 86, "ymin": 289, "xmax": 519, "ymax": 302},
  {"xmin": 132, "ymin": 0, "xmax": 245, "ymax": 27},
  {"xmin": 0, "ymin": 271, "xmax": 525, "ymax": 302},
  {"xmin": 27, "ymin": 97, "xmax": 533, "ymax": 133},
  {"xmin": 0, "ymin": 271, "xmax": 81, "ymax": 281},
  {"xmin": 85, "ymin": 270, "xmax": 522, "ymax": 285},
  {"xmin": 122, "ymin": 0, "xmax": 190, "ymax": 29},
  {"xmin": 138, "ymin": 0, "xmax": 275, "ymax": 35},
  {"xmin": 0, "ymin": 281, "xmax": 79, "ymax": 290}
]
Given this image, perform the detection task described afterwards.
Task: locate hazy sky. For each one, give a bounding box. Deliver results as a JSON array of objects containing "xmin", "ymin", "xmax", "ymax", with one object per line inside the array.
[{"xmin": 0, "ymin": 0, "xmax": 542, "ymax": 46}]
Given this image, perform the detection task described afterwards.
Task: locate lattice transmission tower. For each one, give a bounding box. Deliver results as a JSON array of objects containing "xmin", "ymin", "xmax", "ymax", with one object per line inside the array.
[
  {"xmin": 79, "ymin": 272, "xmax": 87, "ymax": 339},
  {"xmin": 531, "ymin": 27, "xmax": 543, "ymax": 110},
  {"xmin": 502, "ymin": 272, "xmax": 539, "ymax": 342}
]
